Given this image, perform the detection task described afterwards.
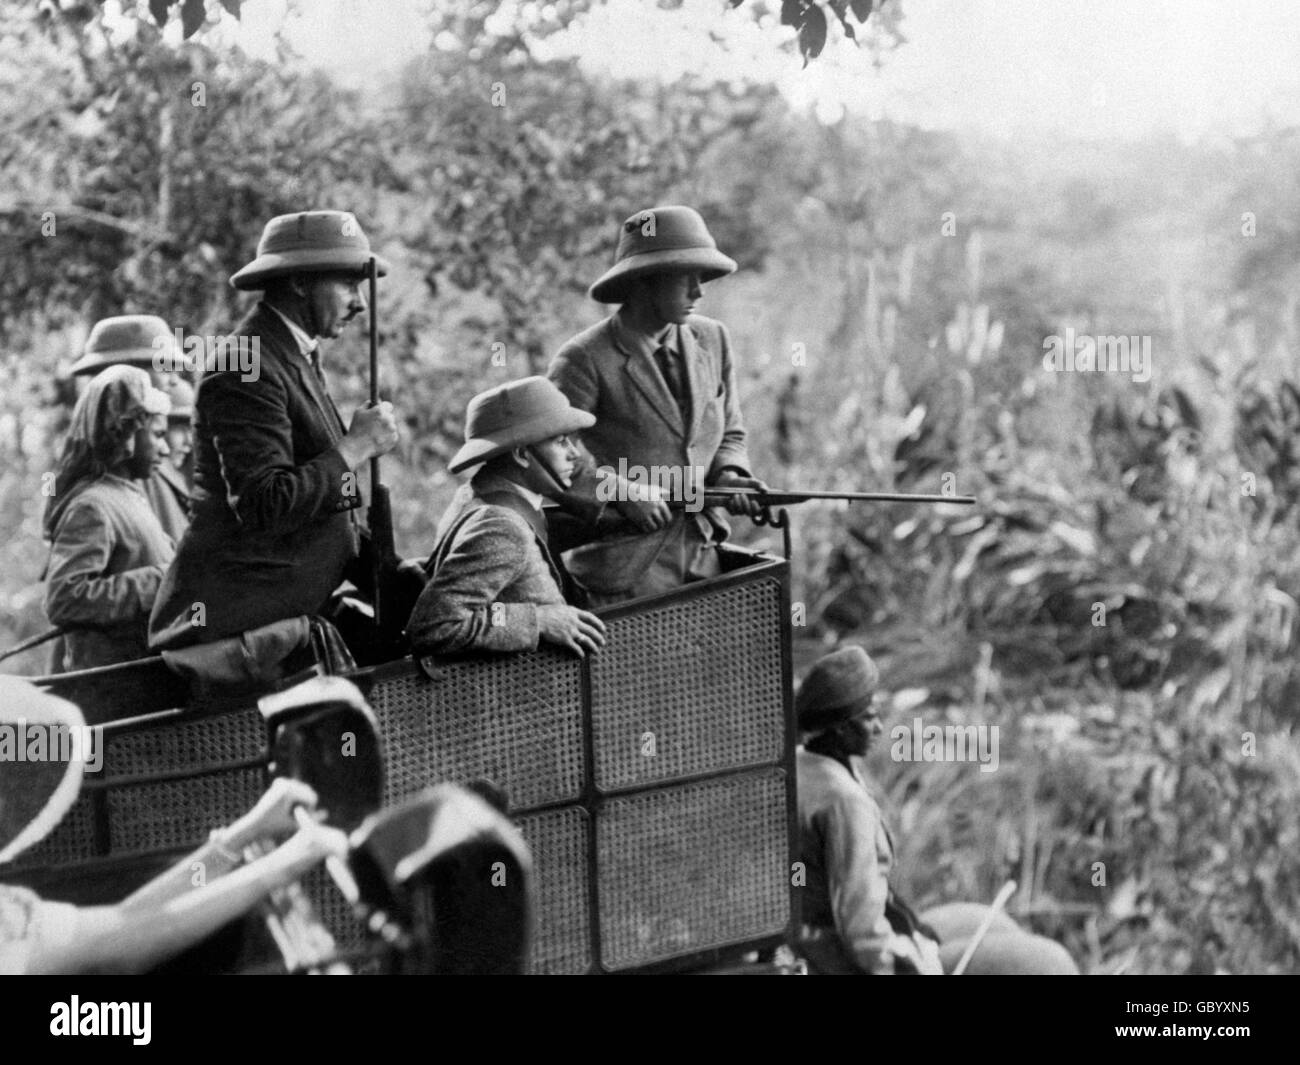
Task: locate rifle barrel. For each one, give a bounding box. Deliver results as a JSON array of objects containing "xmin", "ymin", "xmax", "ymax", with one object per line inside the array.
[
  {"xmin": 368, "ymin": 256, "xmax": 380, "ymax": 487},
  {"xmin": 699, "ymin": 487, "xmax": 976, "ymax": 506},
  {"xmin": 0, "ymin": 626, "xmax": 63, "ymax": 663},
  {"xmin": 367, "ymin": 255, "xmax": 383, "ymax": 634}
]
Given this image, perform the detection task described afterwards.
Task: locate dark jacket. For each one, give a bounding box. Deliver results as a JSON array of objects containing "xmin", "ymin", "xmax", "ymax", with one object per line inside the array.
[
  {"xmin": 407, "ymin": 472, "xmax": 568, "ymax": 656},
  {"xmin": 45, "ymin": 475, "xmax": 175, "ymax": 671},
  {"xmin": 148, "ymin": 304, "xmax": 361, "ymax": 650}
]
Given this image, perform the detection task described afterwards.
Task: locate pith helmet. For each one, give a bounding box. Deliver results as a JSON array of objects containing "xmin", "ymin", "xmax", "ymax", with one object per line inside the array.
[
  {"xmin": 795, "ymin": 645, "xmax": 881, "ymax": 732},
  {"xmin": 449, "ymin": 376, "xmax": 595, "ymax": 474},
  {"xmin": 71, "ymin": 315, "xmax": 176, "ymax": 377},
  {"xmin": 588, "ymin": 205, "xmax": 737, "ymax": 304},
  {"xmin": 230, "ymin": 210, "xmax": 390, "ymax": 291},
  {"xmin": 165, "ymin": 378, "xmax": 195, "ymax": 423},
  {"xmin": 0, "ymin": 677, "xmax": 88, "ymax": 865}
]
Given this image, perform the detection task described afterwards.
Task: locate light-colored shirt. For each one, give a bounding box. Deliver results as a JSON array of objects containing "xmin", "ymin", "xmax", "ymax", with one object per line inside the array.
[
  {"xmin": 611, "ymin": 307, "xmax": 677, "ymax": 362},
  {"xmin": 795, "ymin": 746, "xmax": 898, "ymax": 974}
]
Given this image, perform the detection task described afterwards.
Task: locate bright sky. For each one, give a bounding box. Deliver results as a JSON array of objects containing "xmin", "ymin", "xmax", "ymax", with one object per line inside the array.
[{"xmin": 218, "ymin": 0, "xmax": 1300, "ymax": 140}]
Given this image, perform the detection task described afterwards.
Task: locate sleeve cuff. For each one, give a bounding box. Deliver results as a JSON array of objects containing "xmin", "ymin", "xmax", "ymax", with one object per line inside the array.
[{"xmin": 324, "ymin": 447, "xmax": 363, "ymax": 512}]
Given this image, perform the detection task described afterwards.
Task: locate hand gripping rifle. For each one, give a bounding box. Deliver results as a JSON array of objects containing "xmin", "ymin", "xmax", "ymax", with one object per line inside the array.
[
  {"xmin": 363, "ymin": 257, "xmax": 417, "ymax": 660},
  {"xmin": 669, "ymin": 485, "xmax": 977, "ymax": 560}
]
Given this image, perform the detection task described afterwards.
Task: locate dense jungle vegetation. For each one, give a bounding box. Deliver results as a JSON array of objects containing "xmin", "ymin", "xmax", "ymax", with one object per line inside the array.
[{"xmin": 3, "ymin": 0, "xmax": 1298, "ymax": 973}]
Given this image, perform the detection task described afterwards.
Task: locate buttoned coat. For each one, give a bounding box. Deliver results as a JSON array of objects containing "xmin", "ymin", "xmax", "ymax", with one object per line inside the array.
[
  {"xmin": 45, "ymin": 475, "xmax": 175, "ymax": 671},
  {"xmin": 407, "ymin": 473, "xmax": 567, "ymax": 656},
  {"xmin": 148, "ymin": 304, "xmax": 361, "ymax": 650},
  {"xmin": 546, "ymin": 313, "xmax": 751, "ymax": 596}
]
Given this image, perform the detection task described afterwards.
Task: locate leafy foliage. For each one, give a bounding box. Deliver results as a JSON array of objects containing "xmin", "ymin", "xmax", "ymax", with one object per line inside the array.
[
  {"xmin": 45, "ymin": 0, "xmax": 899, "ymax": 60},
  {"xmin": 6, "ymin": 0, "xmax": 1300, "ymax": 975}
]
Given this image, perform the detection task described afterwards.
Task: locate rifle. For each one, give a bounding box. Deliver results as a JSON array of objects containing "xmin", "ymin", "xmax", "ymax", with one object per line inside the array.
[
  {"xmin": 591, "ymin": 484, "xmax": 976, "ymax": 560},
  {"xmin": 0, "ymin": 626, "xmax": 63, "ymax": 664},
  {"xmin": 363, "ymin": 257, "xmax": 412, "ymax": 659},
  {"xmin": 681, "ymin": 487, "xmax": 976, "ymax": 508}
]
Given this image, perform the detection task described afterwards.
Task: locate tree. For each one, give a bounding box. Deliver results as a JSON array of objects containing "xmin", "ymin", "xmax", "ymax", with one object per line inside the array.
[
  {"xmin": 42, "ymin": 0, "xmax": 901, "ymax": 62},
  {"xmin": 1, "ymin": 0, "xmax": 378, "ymax": 338}
]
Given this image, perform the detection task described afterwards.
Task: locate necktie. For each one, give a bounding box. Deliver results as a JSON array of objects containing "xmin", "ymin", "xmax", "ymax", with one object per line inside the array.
[
  {"xmin": 654, "ymin": 344, "xmax": 688, "ymax": 423},
  {"xmin": 305, "ymin": 345, "xmax": 347, "ymax": 437}
]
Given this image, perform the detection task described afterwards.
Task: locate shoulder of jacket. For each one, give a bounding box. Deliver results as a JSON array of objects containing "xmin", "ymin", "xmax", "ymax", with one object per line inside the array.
[
  {"xmin": 198, "ymin": 344, "xmax": 289, "ymax": 393},
  {"xmin": 50, "ymin": 482, "xmax": 125, "ymax": 538},
  {"xmin": 222, "ymin": 306, "xmax": 294, "ymax": 367},
  {"xmin": 61, "ymin": 479, "xmax": 129, "ymax": 512},
  {"xmin": 555, "ymin": 317, "xmax": 616, "ymax": 360},
  {"xmin": 686, "ymin": 314, "xmax": 727, "ymax": 342},
  {"xmin": 459, "ymin": 501, "xmax": 536, "ymax": 543},
  {"xmin": 801, "ymin": 752, "xmax": 879, "ymax": 812},
  {"xmin": 234, "ymin": 303, "xmax": 291, "ymax": 342}
]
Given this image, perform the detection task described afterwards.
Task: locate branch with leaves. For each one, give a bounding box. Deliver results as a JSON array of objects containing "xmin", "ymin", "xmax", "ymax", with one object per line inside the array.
[
  {"xmin": 146, "ymin": 0, "xmax": 240, "ymax": 38},
  {"xmin": 733, "ymin": 0, "xmax": 888, "ymax": 64},
  {"xmin": 51, "ymin": 0, "xmax": 895, "ymax": 59}
]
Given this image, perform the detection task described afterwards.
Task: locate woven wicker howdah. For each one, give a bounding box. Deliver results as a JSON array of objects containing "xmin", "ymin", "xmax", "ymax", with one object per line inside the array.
[{"xmin": 2, "ymin": 553, "xmax": 797, "ymax": 973}]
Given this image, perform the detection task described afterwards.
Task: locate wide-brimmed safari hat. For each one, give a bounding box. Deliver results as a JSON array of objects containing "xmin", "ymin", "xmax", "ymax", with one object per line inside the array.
[
  {"xmin": 71, "ymin": 315, "xmax": 177, "ymax": 377},
  {"xmin": 589, "ymin": 205, "xmax": 737, "ymax": 304},
  {"xmin": 230, "ymin": 210, "xmax": 390, "ymax": 291},
  {"xmin": 795, "ymin": 645, "xmax": 881, "ymax": 732},
  {"xmin": 449, "ymin": 377, "xmax": 595, "ymax": 474},
  {"xmin": 0, "ymin": 677, "xmax": 89, "ymax": 866}
]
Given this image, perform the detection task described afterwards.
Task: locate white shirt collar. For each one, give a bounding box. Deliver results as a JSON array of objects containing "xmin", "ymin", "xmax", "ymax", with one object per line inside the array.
[
  {"xmin": 612, "ymin": 307, "xmax": 676, "ymax": 360},
  {"xmin": 494, "ymin": 477, "xmax": 545, "ymax": 512},
  {"xmin": 265, "ymin": 303, "xmax": 318, "ymax": 358}
]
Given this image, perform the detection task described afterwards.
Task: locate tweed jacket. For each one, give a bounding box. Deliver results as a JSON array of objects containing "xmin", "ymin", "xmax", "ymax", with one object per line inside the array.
[
  {"xmin": 44, "ymin": 475, "xmax": 175, "ymax": 671},
  {"xmin": 407, "ymin": 472, "xmax": 568, "ymax": 656},
  {"xmin": 148, "ymin": 304, "xmax": 361, "ymax": 650},
  {"xmin": 546, "ymin": 313, "xmax": 752, "ymax": 596},
  {"xmin": 795, "ymin": 746, "xmax": 900, "ymax": 975}
]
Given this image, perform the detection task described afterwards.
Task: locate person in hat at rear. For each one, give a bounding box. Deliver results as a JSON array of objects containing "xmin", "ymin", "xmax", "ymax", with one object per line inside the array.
[
  {"xmin": 42, "ymin": 366, "xmax": 176, "ymax": 672},
  {"xmin": 794, "ymin": 645, "xmax": 1079, "ymax": 975},
  {"xmin": 71, "ymin": 315, "xmax": 193, "ymax": 542},
  {"xmin": 0, "ymin": 677, "xmax": 347, "ymax": 975},
  {"xmin": 148, "ymin": 211, "xmax": 400, "ymax": 651},
  {"xmin": 139, "ymin": 376, "xmax": 196, "ymax": 539},
  {"xmin": 162, "ymin": 376, "xmax": 196, "ymax": 488},
  {"xmin": 546, "ymin": 205, "xmax": 767, "ymax": 606},
  {"xmin": 406, "ymin": 377, "xmax": 607, "ymax": 658}
]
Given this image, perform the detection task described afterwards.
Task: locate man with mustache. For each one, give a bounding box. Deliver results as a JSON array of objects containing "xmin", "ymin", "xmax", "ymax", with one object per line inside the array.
[
  {"xmin": 149, "ymin": 211, "xmax": 399, "ymax": 650},
  {"xmin": 547, "ymin": 205, "xmax": 766, "ymax": 605}
]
